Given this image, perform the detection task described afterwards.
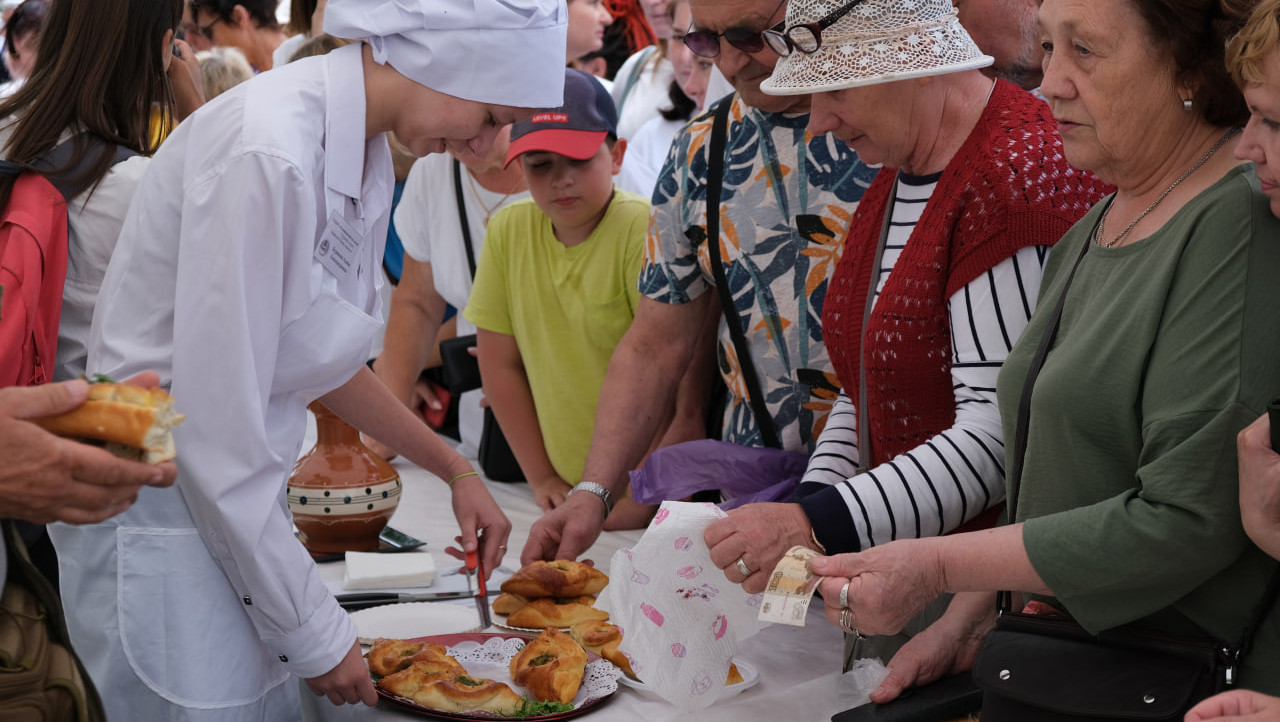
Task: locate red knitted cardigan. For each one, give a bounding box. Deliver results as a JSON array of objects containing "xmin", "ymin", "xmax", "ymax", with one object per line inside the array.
[{"xmin": 822, "ymin": 80, "xmax": 1111, "ymax": 467}]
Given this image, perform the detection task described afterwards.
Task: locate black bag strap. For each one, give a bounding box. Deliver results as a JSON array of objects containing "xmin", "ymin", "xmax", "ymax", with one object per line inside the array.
[
  {"xmin": 996, "ymin": 220, "xmax": 1092, "ymax": 616},
  {"xmin": 697, "ymin": 94, "xmax": 781, "ymax": 449},
  {"xmin": 998, "ymin": 207, "xmax": 1280, "ymax": 662},
  {"xmin": 453, "ymin": 158, "xmax": 479, "ymax": 280},
  {"xmin": 0, "ymin": 136, "xmax": 139, "ymax": 202}
]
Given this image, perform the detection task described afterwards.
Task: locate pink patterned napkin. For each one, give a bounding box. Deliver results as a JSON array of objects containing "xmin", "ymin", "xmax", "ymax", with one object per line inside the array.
[{"xmin": 597, "ymin": 501, "xmax": 768, "ymax": 710}]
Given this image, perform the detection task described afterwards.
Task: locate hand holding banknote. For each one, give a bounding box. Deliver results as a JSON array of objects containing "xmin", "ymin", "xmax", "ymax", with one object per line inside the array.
[{"xmin": 810, "ymin": 539, "xmax": 948, "ymax": 637}]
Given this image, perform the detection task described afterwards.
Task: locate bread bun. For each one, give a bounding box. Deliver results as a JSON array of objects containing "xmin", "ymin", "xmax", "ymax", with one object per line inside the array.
[
  {"xmin": 35, "ymin": 382, "xmax": 184, "ymax": 463},
  {"xmin": 500, "ymin": 560, "xmax": 607, "ymax": 598},
  {"xmin": 507, "ymin": 597, "xmax": 608, "ymax": 629},
  {"xmin": 568, "ymin": 620, "xmax": 634, "ymax": 678},
  {"xmin": 509, "ymin": 628, "xmax": 587, "ymax": 704},
  {"xmin": 378, "ymin": 666, "xmax": 523, "ymax": 716},
  {"xmin": 366, "ymin": 638, "xmax": 426, "ymax": 677},
  {"xmin": 492, "ymin": 592, "xmax": 527, "ymax": 615}
]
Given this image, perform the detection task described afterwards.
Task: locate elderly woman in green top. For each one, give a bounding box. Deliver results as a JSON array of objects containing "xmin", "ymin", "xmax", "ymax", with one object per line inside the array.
[{"xmin": 805, "ymin": 0, "xmax": 1280, "ymax": 705}]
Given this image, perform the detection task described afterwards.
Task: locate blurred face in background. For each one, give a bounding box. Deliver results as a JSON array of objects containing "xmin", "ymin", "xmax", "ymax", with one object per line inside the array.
[
  {"xmin": 641, "ymin": 0, "xmax": 672, "ymax": 38},
  {"xmin": 669, "ymin": 1, "xmax": 713, "ymax": 109},
  {"xmin": 566, "ymin": 0, "xmax": 611, "ymax": 62},
  {"xmin": 180, "ymin": 2, "xmax": 213, "ymax": 52}
]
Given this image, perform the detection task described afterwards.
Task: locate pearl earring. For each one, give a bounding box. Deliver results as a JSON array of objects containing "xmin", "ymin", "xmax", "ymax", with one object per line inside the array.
[{"xmin": 1183, "ymin": 98, "xmax": 1193, "ymax": 111}]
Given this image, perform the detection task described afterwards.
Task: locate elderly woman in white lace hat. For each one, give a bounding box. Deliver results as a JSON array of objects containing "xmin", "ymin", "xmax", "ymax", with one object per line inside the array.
[
  {"xmin": 799, "ymin": 0, "xmax": 1280, "ymax": 709},
  {"xmin": 711, "ymin": 0, "xmax": 1106, "ymax": 643},
  {"xmin": 49, "ymin": 1, "xmax": 566, "ymax": 719}
]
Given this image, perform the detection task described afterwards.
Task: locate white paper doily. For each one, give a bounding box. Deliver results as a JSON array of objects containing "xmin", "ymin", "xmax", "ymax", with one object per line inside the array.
[{"xmin": 448, "ymin": 637, "xmax": 621, "ymax": 706}]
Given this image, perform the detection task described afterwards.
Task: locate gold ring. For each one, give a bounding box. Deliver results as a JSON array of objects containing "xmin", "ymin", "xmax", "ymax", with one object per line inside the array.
[
  {"xmin": 838, "ymin": 581, "xmax": 850, "ymax": 609},
  {"xmin": 496, "ymin": 545, "xmax": 507, "ymax": 550},
  {"xmin": 735, "ymin": 557, "xmax": 752, "ymax": 577}
]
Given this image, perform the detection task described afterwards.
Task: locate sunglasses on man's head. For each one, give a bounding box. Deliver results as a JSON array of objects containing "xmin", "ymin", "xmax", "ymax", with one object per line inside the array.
[
  {"xmin": 762, "ymin": 0, "xmax": 866, "ymax": 57},
  {"xmin": 681, "ymin": 0, "xmax": 787, "ymax": 58}
]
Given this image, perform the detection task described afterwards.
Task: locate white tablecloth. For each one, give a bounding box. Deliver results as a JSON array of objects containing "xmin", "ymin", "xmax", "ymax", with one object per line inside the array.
[{"xmin": 298, "ymin": 427, "xmax": 852, "ymax": 721}]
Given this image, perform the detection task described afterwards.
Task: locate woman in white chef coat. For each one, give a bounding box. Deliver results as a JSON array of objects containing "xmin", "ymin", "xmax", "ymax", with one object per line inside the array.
[{"xmin": 47, "ymin": 1, "xmax": 569, "ymax": 719}]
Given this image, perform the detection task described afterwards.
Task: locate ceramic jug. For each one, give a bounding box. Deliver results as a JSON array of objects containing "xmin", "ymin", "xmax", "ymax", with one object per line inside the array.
[{"xmin": 287, "ymin": 402, "xmax": 401, "ymax": 555}]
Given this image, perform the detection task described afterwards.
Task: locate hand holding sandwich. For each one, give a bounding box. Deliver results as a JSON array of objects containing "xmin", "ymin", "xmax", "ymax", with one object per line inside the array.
[{"xmin": 0, "ymin": 374, "xmax": 177, "ymax": 525}]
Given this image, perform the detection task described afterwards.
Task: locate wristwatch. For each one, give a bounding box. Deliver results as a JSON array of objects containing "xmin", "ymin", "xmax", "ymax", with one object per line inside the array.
[{"xmin": 567, "ymin": 481, "xmax": 614, "ymax": 518}]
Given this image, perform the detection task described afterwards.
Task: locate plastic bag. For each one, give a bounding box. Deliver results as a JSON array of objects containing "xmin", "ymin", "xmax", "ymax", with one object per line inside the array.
[{"xmin": 628, "ymin": 439, "xmax": 808, "ymax": 510}]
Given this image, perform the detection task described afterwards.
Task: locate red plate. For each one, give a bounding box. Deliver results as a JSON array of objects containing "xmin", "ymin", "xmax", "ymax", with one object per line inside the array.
[{"xmin": 373, "ymin": 632, "xmax": 619, "ymax": 721}]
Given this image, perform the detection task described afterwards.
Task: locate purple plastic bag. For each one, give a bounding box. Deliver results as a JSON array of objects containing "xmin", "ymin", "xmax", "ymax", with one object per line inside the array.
[{"xmin": 628, "ymin": 439, "xmax": 809, "ymax": 510}]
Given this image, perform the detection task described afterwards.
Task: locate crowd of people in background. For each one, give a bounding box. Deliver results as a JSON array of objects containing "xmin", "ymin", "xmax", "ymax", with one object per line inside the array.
[{"xmin": 2, "ymin": 0, "xmax": 1280, "ymax": 719}]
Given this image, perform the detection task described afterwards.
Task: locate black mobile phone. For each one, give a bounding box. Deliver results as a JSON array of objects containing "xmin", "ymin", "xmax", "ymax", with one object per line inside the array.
[{"xmin": 831, "ymin": 673, "xmax": 981, "ymax": 722}]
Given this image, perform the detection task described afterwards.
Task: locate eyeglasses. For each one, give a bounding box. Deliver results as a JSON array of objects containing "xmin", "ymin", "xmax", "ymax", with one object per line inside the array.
[
  {"xmin": 681, "ymin": 0, "xmax": 787, "ymax": 58},
  {"xmin": 196, "ymin": 16, "xmax": 222, "ymax": 38},
  {"xmin": 762, "ymin": 0, "xmax": 865, "ymax": 57}
]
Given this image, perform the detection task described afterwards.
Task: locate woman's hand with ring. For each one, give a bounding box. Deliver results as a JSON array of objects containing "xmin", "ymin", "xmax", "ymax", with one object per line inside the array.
[{"xmin": 811, "ymin": 538, "xmax": 947, "ymax": 636}]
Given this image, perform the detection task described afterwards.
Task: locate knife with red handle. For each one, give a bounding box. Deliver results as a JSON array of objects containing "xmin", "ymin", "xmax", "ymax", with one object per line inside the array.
[{"xmin": 465, "ymin": 543, "xmax": 492, "ymax": 630}]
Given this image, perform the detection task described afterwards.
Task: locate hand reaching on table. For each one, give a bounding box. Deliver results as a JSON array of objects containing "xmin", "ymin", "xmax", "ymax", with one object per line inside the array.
[
  {"xmin": 868, "ymin": 591, "xmax": 995, "ymax": 704},
  {"xmin": 448, "ymin": 472, "xmax": 512, "ymax": 576},
  {"xmin": 530, "ymin": 473, "xmax": 572, "ymax": 513},
  {"xmin": 1186, "ymin": 690, "xmax": 1280, "ymax": 721},
  {"xmin": 704, "ymin": 502, "xmax": 818, "ymax": 594},
  {"xmin": 305, "ymin": 640, "xmax": 377, "ymax": 706},
  {"xmin": 521, "ymin": 491, "xmax": 605, "ymax": 565}
]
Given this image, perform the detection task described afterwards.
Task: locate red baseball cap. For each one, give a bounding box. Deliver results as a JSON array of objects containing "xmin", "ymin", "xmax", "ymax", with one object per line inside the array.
[{"xmin": 505, "ymin": 68, "xmax": 618, "ymax": 167}]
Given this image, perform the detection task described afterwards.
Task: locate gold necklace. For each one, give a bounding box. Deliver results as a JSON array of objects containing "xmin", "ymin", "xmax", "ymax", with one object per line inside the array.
[
  {"xmin": 1094, "ymin": 128, "xmax": 1238, "ymax": 248},
  {"xmin": 465, "ymin": 168, "xmax": 523, "ymax": 226}
]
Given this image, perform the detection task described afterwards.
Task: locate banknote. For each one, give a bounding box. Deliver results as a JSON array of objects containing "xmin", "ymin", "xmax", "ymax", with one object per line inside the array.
[{"xmin": 757, "ymin": 545, "xmax": 822, "ymax": 626}]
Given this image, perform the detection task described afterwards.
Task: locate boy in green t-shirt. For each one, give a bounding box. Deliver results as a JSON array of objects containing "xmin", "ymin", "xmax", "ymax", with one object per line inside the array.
[{"xmin": 464, "ymin": 69, "xmax": 654, "ymax": 527}]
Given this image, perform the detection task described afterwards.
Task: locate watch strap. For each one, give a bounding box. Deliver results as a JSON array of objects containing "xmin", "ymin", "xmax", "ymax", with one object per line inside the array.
[{"xmin": 569, "ymin": 481, "xmax": 614, "ymax": 518}]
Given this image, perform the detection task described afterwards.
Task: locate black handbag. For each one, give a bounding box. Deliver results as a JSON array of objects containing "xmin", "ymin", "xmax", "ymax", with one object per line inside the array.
[
  {"xmin": 452, "ymin": 160, "xmax": 523, "ymax": 482},
  {"xmin": 975, "ymin": 221, "xmax": 1280, "ymax": 720},
  {"xmin": 477, "ymin": 407, "xmax": 524, "ymax": 482},
  {"xmin": 438, "ymin": 333, "xmax": 481, "ymax": 394}
]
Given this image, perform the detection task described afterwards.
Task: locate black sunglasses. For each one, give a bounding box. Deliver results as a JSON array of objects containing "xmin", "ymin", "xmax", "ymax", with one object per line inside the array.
[
  {"xmin": 762, "ymin": 0, "xmax": 865, "ymax": 57},
  {"xmin": 682, "ymin": 0, "xmax": 788, "ymax": 58}
]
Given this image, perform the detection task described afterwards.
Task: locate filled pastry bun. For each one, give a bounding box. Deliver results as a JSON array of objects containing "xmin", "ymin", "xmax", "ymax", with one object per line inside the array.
[
  {"xmin": 500, "ymin": 560, "xmax": 608, "ymax": 598},
  {"xmin": 35, "ymin": 382, "xmax": 184, "ymax": 463},
  {"xmin": 509, "ymin": 628, "xmax": 587, "ymax": 704}
]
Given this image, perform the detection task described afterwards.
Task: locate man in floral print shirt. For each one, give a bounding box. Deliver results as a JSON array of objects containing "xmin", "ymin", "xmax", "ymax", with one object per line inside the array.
[{"xmin": 523, "ymin": 0, "xmax": 876, "ymax": 564}]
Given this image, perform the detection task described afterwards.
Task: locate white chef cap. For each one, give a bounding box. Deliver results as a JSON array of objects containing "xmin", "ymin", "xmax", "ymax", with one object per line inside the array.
[{"xmin": 324, "ymin": 0, "xmax": 568, "ymax": 109}]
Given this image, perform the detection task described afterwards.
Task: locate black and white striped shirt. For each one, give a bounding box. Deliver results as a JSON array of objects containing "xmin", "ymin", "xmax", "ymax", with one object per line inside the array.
[{"xmin": 796, "ymin": 172, "xmax": 1050, "ymax": 553}]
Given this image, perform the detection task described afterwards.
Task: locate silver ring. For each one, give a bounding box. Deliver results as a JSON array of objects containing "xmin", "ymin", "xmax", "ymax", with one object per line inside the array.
[
  {"xmin": 839, "ymin": 607, "xmax": 858, "ymax": 635},
  {"xmin": 838, "ymin": 581, "xmax": 850, "ymax": 609},
  {"xmin": 735, "ymin": 557, "xmax": 752, "ymax": 577},
  {"xmin": 496, "ymin": 545, "xmax": 507, "ymax": 551}
]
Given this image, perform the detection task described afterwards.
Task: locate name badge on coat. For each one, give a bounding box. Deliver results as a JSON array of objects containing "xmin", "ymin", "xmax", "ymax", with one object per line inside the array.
[{"xmin": 315, "ymin": 211, "xmax": 364, "ymax": 282}]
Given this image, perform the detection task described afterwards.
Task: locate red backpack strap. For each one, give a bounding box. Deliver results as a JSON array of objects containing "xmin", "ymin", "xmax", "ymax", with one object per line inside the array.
[{"xmin": 0, "ymin": 172, "xmax": 70, "ymax": 388}]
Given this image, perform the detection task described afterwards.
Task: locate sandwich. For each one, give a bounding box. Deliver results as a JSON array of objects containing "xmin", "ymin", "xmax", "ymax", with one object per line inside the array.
[{"xmin": 35, "ymin": 379, "xmax": 184, "ymax": 463}]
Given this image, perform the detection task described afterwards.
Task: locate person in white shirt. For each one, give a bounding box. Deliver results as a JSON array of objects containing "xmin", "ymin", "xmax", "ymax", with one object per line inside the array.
[
  {"xmin": 617, "ymin": 0, "xmax": 713, "ymax": 197},
  {"xmin": 370, "ymin": 127, "xmax": 531, "ymax": 461},
  {"xmin": 611, "ymin": 0, "xmax": 676, "ymax": 139},
  {"xmin": 52, "ymin": 1, "xmax": 568, "ymax": 719}
]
